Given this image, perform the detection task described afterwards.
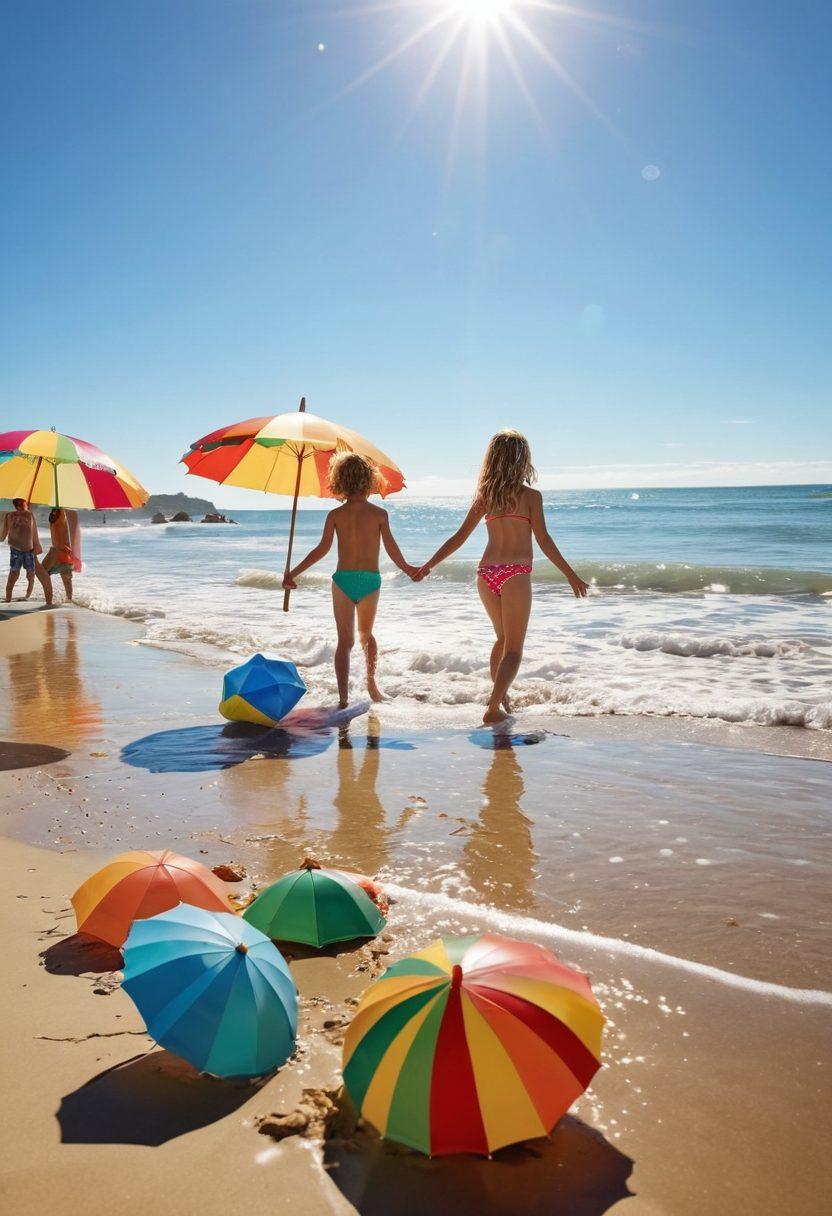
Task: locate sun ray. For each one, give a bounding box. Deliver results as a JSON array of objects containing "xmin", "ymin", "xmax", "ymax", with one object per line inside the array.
[
  {"xmin": 491, "ymin": 18, "xmax": 546, "ymax": 134},
  {"xmin": 395, "ymin": 15, "xmax": 468, "ymax": 139},
  {"xmin": 332, "ymin": 6, "xmax": 457, "ymax": 103},
  {"xmin": 502, "ymin": 7, "xmax": 628, "ymax": 146}
]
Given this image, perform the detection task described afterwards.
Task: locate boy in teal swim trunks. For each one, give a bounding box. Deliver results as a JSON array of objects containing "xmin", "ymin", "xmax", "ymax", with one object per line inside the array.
[{"xmin": 283, "ymin": 452, "xmax": 418, "ymax": 707}]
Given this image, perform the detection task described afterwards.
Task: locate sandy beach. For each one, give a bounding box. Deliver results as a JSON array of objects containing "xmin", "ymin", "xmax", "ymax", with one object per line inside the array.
[{"xmin": 1, "ymin": 606, "xmax": 830, "ymax": 1215}]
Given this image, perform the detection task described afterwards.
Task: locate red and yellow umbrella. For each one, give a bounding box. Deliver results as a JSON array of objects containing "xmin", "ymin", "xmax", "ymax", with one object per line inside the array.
[
  {"xmin": 181, "ymin": 398, "xmax": 405, "ymax": 610},
  {"xmin": 71, "ymin": 849, "xmax": 235, "ymax": 947},
  {"xmin": 0, "ymin": 429, "xmax": 148, "ymax": 510},
  {"xmin": 342, "ymin": 933, "xmax": 605, "ymax": 1156}
]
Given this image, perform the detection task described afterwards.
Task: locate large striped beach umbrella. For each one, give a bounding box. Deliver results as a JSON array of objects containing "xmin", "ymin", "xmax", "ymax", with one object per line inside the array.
[
  {"xmin": 123, "ymin": 905, "xmax": 298, "ymax": 1078},
  {"xmin": 71, "ymin": 849, "xmax": 235, "ymax": 947},
  {"xmin": 181, "ymin": 398, "xmax": 404, "ymax": 610},
  {"xmin": 0, "ymin": 429, "xmax": 148, "ymax": 509},
  {"xmin": 342, "ymin": 934, "xmax": 605, "ymax": 1157}
]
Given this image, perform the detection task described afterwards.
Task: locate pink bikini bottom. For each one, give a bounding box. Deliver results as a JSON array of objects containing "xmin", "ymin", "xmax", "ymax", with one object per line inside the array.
[{"xmin": 477, "ymin": 563, "xmax": 532, "ymax": 597}]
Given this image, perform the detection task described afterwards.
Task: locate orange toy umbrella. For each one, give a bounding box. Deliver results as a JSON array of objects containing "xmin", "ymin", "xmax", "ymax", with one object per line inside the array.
[{"xmin": 71, "ymin": 849, "xmax": 235, "ymax": 947}]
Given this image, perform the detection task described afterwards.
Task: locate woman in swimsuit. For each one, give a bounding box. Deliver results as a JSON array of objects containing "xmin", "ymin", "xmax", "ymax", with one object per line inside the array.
[
  {"xmin": 42, "ymin": 508, "xmax": 81, "ymax": 602},
  {"xmin": 418, "ymin": 430, "xmax": 589, "ymax": 724},
  {"xmin": 283, "ymin": 452, "xmax": 419, "ymax": 708}
]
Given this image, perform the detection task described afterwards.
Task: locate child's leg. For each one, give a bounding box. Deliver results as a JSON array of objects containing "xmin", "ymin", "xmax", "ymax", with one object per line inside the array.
[
  {"xmin": 481, "ymin": 574, "xmax": 532, "ymax": 723},
  {"xmin": 356, "ymin": 591, "xmax": 383, "ymax": 701},
  {"xmin": 478, "ymin": 577, "xmax": 509, "ymax": 710},
  {"xmin": 60, "ymin": 571, "xmax": 73, "ymax": 601},
  {"xmin": 24, "ymin": 569, "xmax": 34, "ymax": 599},
  {"xmin": 332, "ymin": 583, "xmax": 356, "ymax": 707}
]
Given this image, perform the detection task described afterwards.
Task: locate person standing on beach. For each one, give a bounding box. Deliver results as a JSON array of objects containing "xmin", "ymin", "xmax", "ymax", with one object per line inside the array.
[
  {"xmin": 416, "ymin": 430, "xmax": 589, "ymax": 724},
  {"xmin": 283, "ymin": 452, "xmax": 419, "ymax": 707},
  {"xmin": 1, "ymin": 498, "xmax": 52, "ymax": 605},
  {"xmin": 42, "ymin": 508, "xmax": 82, "ymax": 602}
]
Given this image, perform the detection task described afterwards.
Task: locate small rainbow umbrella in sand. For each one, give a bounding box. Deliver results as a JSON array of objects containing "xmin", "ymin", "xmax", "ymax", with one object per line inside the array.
[
  {"xmin": 342, "ymin": 933, "xmax": 605, "ymax": 1156},
  {"xmin": 181, "ymin": 398, "xmax": 404, "ymax": 611},
  {"xmin": 71, "ymin": 849, "xmax": 235, "ymax": 948},
  {"xmin": 122, "ymin": 905, "xmax": 298, "ymax": 1078},
  {"xmin": 243, "ymin": 858, "xmax": 387, "ymax": 948},
  {"xmin": 0, "ymin": 428, "xmax": 148, "ymax": 509}
]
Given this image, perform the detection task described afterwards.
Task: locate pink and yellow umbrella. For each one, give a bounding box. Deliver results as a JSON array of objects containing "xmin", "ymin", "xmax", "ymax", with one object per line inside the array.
[
  {"xmin": 0, "ymin": 429, "xmax": 148, "ymax": 510},
  {"xmin": 342, "ymin": 933, "xmax": 605, "ymax": 1157},
  {"xmin": 181, "ymin": 398, "xmax": 405, "ymax": 610}
]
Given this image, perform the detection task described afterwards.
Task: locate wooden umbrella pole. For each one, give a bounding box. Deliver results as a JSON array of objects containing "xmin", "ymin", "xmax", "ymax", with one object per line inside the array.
[
  {"xmin": 282, "ymin": 397, "xmax": 307, "ymax": 613},
  {"xmin": 27, "ymin": 456, "xmax": 43, "ymax": 505}
]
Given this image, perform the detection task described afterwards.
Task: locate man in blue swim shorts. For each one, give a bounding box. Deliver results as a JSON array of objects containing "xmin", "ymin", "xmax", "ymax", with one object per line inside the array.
[{"xmin": 1, "ymin": 498, "xmax": 52, "ymax": 605}]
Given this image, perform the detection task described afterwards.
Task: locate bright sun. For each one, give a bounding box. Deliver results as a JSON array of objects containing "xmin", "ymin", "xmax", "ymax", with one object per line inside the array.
[
  {"xmin": 333, "ymin": 0, "xmax": 626, "ymax": 156},
  {"xmin": 450, "ymin": 0, "xmax": 517, "ymax": 27}
]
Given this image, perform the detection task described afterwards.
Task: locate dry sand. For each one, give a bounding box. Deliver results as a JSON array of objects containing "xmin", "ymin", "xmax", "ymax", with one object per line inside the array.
[{"xmin": 1, "ymin": 607, "xmax": 831, "ymax": 1215}]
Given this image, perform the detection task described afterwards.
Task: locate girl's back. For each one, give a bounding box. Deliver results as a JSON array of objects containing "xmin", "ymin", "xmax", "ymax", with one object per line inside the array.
[
  {"xmin": 333, "ymin": 500, "xmax": 384, "ymax": 571},
  {"xmin": 481, "ymin": 485, "xmax": 535, "ymax": 565}
]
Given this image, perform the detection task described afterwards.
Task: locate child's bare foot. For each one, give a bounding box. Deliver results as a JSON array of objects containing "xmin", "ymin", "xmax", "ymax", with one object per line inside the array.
[
  {"xmin": 483, "ymin": 706, "xmax": 510, "ymax": 724},
  {"xmin": 367, "ymin": 679, "xmax": 387, "ymax": 703}
]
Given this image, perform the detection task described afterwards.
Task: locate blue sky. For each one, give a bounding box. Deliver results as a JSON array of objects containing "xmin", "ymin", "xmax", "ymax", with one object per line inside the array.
[{"xmin": 2, "ymin": 0, "xmax": 830, "ymax": 507}]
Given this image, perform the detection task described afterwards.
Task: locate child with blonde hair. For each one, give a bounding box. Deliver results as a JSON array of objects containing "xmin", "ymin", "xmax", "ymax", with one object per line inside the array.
[
  {"xmin": 417, "ymin": 430, "xmax": 588, "ymax": 723},
  {"xmin": 284, "ymin": 452, "xmax": 418, "ymax": 707}
]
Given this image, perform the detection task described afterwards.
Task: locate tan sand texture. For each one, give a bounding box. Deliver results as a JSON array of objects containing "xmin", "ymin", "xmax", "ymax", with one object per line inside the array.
[{"xmin": 1, "ymin": 608, "xmax": 831, "ymax": 1214}]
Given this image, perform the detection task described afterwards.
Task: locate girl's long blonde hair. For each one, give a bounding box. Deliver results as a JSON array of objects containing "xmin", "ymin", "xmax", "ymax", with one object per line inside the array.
[{"xmin": 476, "ymin": 429, "xmax": 536, "ymax": 515}]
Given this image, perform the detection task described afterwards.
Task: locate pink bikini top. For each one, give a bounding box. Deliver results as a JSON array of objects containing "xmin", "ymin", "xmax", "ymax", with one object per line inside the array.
[{"xmin": 485, "ymin": 513, "xmax": 531, "ymax": 525}]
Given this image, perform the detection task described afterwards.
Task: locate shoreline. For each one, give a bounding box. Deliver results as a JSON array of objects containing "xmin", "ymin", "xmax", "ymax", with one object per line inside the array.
[{"xmin": 1, "ymin": 606, "xmax": 831, "ymax": 1214}]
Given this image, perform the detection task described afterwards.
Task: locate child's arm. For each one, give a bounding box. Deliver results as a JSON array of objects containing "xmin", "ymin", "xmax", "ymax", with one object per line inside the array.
[
  {"xmin": 380, "ymin": 512, "xmax": 419, "ymax": 579},
  {"xmin": 416, "ymin": 499, "xmax": 485, "ymax": 579},
  {"xmin": 529, "ymin": 490, "xmax": 589, "ymax": 597},
  {"xmin": 283, "ymin": 514, "xmax": 336, "ymax": 589}
]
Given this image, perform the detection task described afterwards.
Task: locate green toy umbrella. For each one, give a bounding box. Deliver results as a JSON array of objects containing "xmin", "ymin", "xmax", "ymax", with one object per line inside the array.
[{"xmin": 243, "ymin": 858, "xmax": 386, "ymax": 947}]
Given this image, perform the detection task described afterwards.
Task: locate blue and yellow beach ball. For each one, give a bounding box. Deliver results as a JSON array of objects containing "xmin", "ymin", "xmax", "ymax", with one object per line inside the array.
[{"xmin": 219, "ymin": 654, "xmax": 306, "ymax": 727}]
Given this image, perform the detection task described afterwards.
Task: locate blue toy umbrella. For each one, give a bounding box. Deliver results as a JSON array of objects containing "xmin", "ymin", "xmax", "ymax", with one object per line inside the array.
[
  {"xmin": 122, "ymin": 904, "xmax": 298, "ymax": 1078},
  {"xmin": 219, "ymin": 653, "xmax": 307, "ymax": 726}
]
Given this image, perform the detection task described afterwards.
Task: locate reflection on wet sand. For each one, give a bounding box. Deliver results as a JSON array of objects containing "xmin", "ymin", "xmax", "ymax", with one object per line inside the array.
[
  {"xmin": 328, "ymin": 717, "xmax": 390, "ymax": 875},
  {"xmin": 463, "ymin": 745, "xmax": 538, "ymax": 910},
  {"xmin": 217, "ymin": 741, "xmax": 310, "ymax": 868},
  {"xmin": 3, "ymin": 614, "xmax": 101, "ymax": 750}
]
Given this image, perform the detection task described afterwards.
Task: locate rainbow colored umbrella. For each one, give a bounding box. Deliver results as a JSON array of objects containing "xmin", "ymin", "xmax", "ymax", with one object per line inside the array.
[
  {"xmin": 244, "ymin": 858, "xmax": 386, "ymax": 947},
  {"xmin": 0, "ymin": 429, "xmax": 148, "ymax": 509},
  {"xmin": 122, "ymin": 905, "xmax": 298, "ymax": 1077},
  {"xmin": 181, "ymin": 398, "xmax": 404, "ymax": 610},
  {"xmin": 342, "ymin": 933, "xmax": 605, "ymax": 1156},
  {"xmin": 219, "ymin": 653, "xmax": 307, "ymax": 726},
  {"xmin": 72, "ymin": 849, "xmax": 235, "ymax": 947}
]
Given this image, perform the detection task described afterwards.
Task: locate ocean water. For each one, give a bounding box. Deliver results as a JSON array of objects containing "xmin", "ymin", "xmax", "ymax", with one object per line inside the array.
[{"xmin": 71, "ymin": 485, "xmax": 832, "ymax": 729}]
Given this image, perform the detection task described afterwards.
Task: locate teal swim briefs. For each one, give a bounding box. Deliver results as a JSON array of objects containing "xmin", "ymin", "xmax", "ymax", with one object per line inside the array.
[{"xmin": 332, "ymin": 570, "xmax": 382, "ymax": 604}]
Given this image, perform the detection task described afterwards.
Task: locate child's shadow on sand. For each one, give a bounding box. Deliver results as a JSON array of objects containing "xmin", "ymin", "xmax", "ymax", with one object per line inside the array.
[
  {"xmin": 57, "ymin": 1050, "xmax": 267, "ymax": 1145},
  {"xmin": 324, "ymin": 1116, "xmax": 634, "ymax": 1216}
]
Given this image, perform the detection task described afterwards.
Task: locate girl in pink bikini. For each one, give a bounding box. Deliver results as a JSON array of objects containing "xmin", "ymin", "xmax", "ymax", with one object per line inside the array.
[{"xmin": 417, "ymin": 430, "xmax": 589, "ymax": 724}]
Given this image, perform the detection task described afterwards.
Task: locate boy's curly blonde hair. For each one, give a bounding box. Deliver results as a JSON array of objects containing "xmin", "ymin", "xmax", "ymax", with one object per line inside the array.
[
  {"xmin": 329, "ymin": 451, "xmax": 379, "ymax": 499},
  {"xmin": 476, "ymin": 429, "xmax": 536, "ymax": 515}
]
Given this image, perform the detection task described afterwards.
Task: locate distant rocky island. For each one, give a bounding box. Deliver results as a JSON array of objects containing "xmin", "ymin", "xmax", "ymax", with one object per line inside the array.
[
  {"xmin": 143, "ymin": 493, "xmax": 236, "ymax": 524},
  {"xmin": 1, "ymin": 491, "xmax": 235, "ymax": 525}
]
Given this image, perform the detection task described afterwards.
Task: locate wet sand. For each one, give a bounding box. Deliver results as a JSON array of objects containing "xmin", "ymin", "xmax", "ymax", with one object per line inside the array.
[{"xmin": 1, "ymin": 608, "xmax": 831, "ymax": 1215}]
